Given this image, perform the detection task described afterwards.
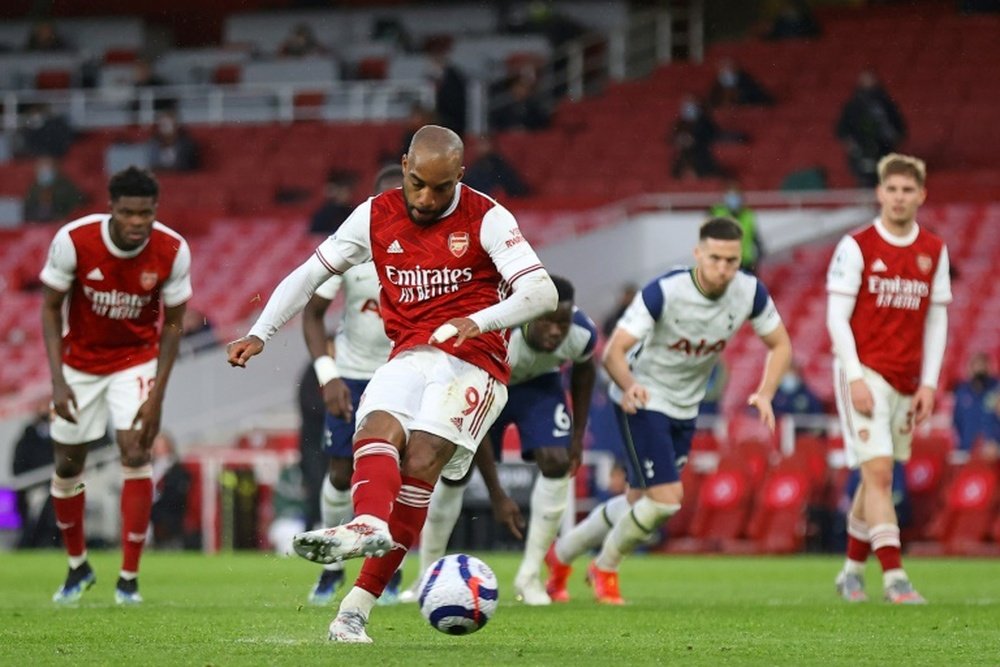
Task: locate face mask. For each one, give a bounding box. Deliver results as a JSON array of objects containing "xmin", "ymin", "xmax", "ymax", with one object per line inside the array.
[
  {"xmin": 37, "ymin": 166, "xmax": 55, "ymax": 186},
  {"xmin": 719, "ymin": 69, "xmax": 737, "ymax": 87},
  {"xmin": 780, "ymin": 374, "xmax": 800, "ymax": 393},
  {"xmin": 973, "ymin": 371, "xmax": 990, "ymax": 383},
  {"xmin": 724, "ymin": 192, "xmax": 743, "ymax": 211},
  {"xmin": 157, "ymin": 118, "xmax": 176, "ymax": 134},
  {"xmin": 681, "ymin": 102, "xmax": 699, "ymax": 121}
]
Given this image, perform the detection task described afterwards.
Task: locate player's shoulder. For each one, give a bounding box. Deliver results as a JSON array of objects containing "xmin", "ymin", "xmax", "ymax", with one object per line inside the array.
[
  {"xmin": 570, "ymin": 306, "xmax": 599, "ymax": 338},
  {"xmin": 915, "ymin": 224, "xmax": 946, "ymax": 250},
  {"xmin": 648, "ymin": 266, "xmax": 691, "ymax": 290},
  {"xmin": 58, "ymin": 213, "xmax": 106, "ymax": 238},
  {"xmin": 151, "ymin": 221, "xmax": 188, "ymax": 245},
  {"xmin": 459, "ymin": 183, "xmax": 504, "ymax": 220}
]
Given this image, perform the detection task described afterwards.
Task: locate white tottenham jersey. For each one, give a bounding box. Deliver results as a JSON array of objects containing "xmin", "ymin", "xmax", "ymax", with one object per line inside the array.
[
  {"xmin": 507, "ymin": 307, "xmax": 598, "ymax": 386},
  {"xmin": 609, "ymin": 268, "xmax": 782, "ymax": 420},
  {"xmin": 314, "ymin": 262, "xmax": 390, "ymax": 379}
]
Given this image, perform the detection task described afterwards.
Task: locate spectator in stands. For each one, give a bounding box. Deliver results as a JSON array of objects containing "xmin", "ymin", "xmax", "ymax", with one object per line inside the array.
[
  {"xmin": 952, "ymin": 352, "xmax": 1000, "ymax": 454},
  {"xmin": 16, "ymin": 103, "xmax": 74, "ymax": 158},
  {"xmin": 835, "ymin": 70, "xmax": 906, "ymax": 187},
  {"xmin": 772, "ymin": 364, "xmax": 826, "ymax": 421},
  {"xmin": 23, "ymin": 156, "xmax": 86, "ymax": 223},
  {"xmin": 490, "ymin": 70, "xmax": 550, "ymax": 132},
  {"xmin": 601, "ymin": 282, "xmax": 639, "ymax": 338},
  {"xmin": 25, "ymin": 20, "xmax": 70, "ymax": 51},
  {"xmin": 709, "ymin": 183, "xmax": 764, "ymax": 272},
  {"xmin": 279, "ymin": 23, "xmax": 328, "ymax": 57},
  {"xmin": 766, "ymin": 0, "xmax": 821, "ymax": 40},
  {"xmin": 309, "ymin": 169, "xmax": 359, "ymax": 235},
  {"xmin": 148, "ymin": 110, "xmax": 200, "ymax": 172},
  {"xmin": 708, "ymin": 58, "xmax": 775, "ymax": 108},
  {"xmin": 150, "ymin": 431, "xmax": 192, "ymax": 549},
  {"xmin": 503, "ymin": 1, "xmax": 587, "ymax": 50},
  {"xmin": 670, "ymin": 94, "xmax": 726, "ymax": 180},
  {"xmin": 130, "ymin": 57, "xmax": 175, "ymax": 115},
  {"xmin": 12, "ymin": 401, "xmax": 59, "ymax": 548},
  {"xmin": 463, "ymin": 134, "xmax": 530, "ymax": 198},
  {"xmin": 426, "ymin": 37, "xmax": 467, "ymax": 136}
]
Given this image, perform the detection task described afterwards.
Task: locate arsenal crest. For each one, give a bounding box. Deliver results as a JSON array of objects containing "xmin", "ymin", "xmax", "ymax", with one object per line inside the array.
[
  {"xmin": 140, "ymin": 271, "xmax": 158, "ymax": 290},
  {"xmin": 448, "ymin": 232, "xmax": 469, "ymax": 258},
  {"xmin": 916, "ymin": 254, "xmax": 933, "ymax": 275}
]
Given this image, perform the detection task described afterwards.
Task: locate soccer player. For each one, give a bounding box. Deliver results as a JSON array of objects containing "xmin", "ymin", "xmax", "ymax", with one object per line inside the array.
[
  {"xmin": 399, "ymin": 275, "xmax": 598, "ymax": 606},
  {"xmin": 40, "ymin": 166, "xmax": 192, "ymax": 604},
  {"xmin": 226, "ymin": 125, "xmax": 557, "ymax": 643},
  {"xmin": 301, "ymin": 165, "xmax": 403, "ymax": 606},
  {"xmin": 546, "ymin": 216, "xmax": 791, "ymax": 604},
  {"xmin": 828, "ymin": 153, "xmax": 949, "ymax": 604}
]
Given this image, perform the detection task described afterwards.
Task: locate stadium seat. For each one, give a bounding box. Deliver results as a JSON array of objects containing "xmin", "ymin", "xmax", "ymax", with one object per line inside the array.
[
  {"xmin": 915, "ymin": 460, "xmax": 1000, "ymax": 556},
  {"xmin": 903, "ymin": 436, "xmax": 953, "ymax": 541},
  {"xmin": 744, "ymin": 459, "xmax": 813, "ymax": 554},
  {"xmin": 667, "ymin": 457, "xmax": 754, "ymax": 554}
]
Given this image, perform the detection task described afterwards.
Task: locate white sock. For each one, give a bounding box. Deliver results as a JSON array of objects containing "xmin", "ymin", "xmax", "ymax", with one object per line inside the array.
[
  {"xmin": 516, "ymin": 474, "xmax": 569, "ymax": 582},
  {"xmin": 418, "ymin": 480, "xmax": 466, "ymax": 580},
  {"xmin": 339, "ymin": 586, "xmax": 377, "ymax": 620},
  {"xmin": 68, "ymin": 553, "xmax": 88, "ymax": 569},
  {"xmin": 321, "ymin": 475, "xmax": 353, "ymax": 527},
  {"xmin": 119, "ymin": 570, "xmax": 137, "ymax": 581},
  {"xmin": 594, "ymin": 496, "xmax": 679, "ymax": 571},
  {"xmin": 554, "ymin": 494, "xmax": 631, "ymax": 565}
]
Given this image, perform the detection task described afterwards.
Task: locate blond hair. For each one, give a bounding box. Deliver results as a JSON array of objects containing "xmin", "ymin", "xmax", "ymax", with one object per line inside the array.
[{"xmin": 877, "ymin": 153, "xmax": 926, "ymax": 187}]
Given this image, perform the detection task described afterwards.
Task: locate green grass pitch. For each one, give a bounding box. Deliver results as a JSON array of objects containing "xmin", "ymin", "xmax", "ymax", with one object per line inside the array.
[{"xmin": 1, "ymin": 551, "xmax": 998, "ymax": 666}]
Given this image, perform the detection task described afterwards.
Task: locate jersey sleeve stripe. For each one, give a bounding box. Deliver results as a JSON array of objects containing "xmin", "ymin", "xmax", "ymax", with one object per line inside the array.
[
  {"xmin": 640, "ymin": 280, "xmax": 665, "ymax": 321},
  {"xmin": 314, "ymin": 249, "xmax": 342, "ymax": 275},
  {"xmin": 750, "ymin": 280, "xmax": 770, "ymax": 319},
  {"xmin": 827, "ymin": 288, "xmax": 858, "ymax": 296},
  {"xmin": 507, "ymin": 263, "xmax": 544, "ymax": 285}
]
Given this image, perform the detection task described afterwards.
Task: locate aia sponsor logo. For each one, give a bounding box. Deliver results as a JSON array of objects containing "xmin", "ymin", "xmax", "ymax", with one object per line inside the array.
[
  {"xmin": 668, "ymin": 338, "xmax": 726, "ymax": 356},
  {"xmin": 448, "ymin": 232, "xmax": 469, "ymax": 258}
]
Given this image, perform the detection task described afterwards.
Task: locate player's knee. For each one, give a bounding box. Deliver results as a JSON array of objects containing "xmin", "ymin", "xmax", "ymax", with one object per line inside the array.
[
  {"xmin": 329, "ymin": 458, "xmax": 353, "ymax": 490},
  {"xmin": 401, "ymin": 437, "xmax": 452, "ymax": 482},
  {"xmin": 535, "ymin": 448, "xmax": 570, "ymax": 478},
  {"xmin": 646, "ymin": 483, "xmax": 683, "ymax": 507},
  {"xmin": 54, "ymin": 460, "xmax": 83, "ymax": 479}
]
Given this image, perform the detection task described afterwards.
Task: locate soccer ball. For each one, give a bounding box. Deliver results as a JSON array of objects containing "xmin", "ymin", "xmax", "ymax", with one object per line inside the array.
[{"xmin": 418, "ymin": 553, "xmax": 498, "ymax": 635}]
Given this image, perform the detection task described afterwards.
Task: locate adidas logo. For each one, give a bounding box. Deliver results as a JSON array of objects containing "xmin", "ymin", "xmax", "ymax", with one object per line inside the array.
[
  {"xmin": 86, "ymin": 267, "xmax": 104, "ymax": 281},
  {"xmin": 387, "ymin": 240, "xmax": 404, "ymax": 254},
  {"xmin": 871, "ymin": 258, "xmax": 888, "ymax": 273},
  {"xmin": 450, "ymin": 416, "xmax": 464, "ymax": 430}
]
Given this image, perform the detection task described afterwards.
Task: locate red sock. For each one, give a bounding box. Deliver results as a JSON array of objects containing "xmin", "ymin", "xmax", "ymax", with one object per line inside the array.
[
  {"xmin": 847, "ymin": 534, "xmax": 871, "ymax": 563},
  {"xmin": 355, "ymin": 476, "xmax": 433, "ymax": 597},
  {"xmin": 350, "ymin": 439, "xmax": 401, "ymax": 522},
  {"xmin": 51, "ymin": 476, "xmax": 86, "ymax": 558},
  {"xmin": 120, "ymin": 469, "xmax": 153, "ymax": 574},
  {"xmin": 870, "ymin": 523, "xmax": 903, "ymax": 572},
  {"xmin": 874, "ymin": 545, "xmax": 902, "ymax": 572}
]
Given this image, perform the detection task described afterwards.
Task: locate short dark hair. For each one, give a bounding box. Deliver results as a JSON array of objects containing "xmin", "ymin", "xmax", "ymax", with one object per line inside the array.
[
  {"xmin": 108, "ymin": 166, "xmax": 159, "ymax": 201},
  {"xmin": 550, "ymin": 275, "xmax": 575, "ymax": 303},
  {"xmin": 699, "ymin": 216, "xmax": 743, "ymax": 241},
  {"xmin": 373, "ymin": 164, "xmax": 403, "ymax": 193}
]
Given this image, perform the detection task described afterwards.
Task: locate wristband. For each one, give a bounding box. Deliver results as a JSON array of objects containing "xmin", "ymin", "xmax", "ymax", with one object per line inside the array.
[{"xmin": 313, "ymin": 355, "xmax": 339, "ymax": 386}]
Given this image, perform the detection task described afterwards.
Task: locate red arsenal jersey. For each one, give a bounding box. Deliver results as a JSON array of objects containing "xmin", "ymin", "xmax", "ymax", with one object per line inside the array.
[
  {"xmin": 315, "ymin": 185, "xmax": 545, "ymax": 382},
  {"xmin": 827, "ymin": 220, "xmax": 951, "ymax": 394},
  {"xmin": 40, "ymin": 214, "xmax": 193, "ymax": 375}
]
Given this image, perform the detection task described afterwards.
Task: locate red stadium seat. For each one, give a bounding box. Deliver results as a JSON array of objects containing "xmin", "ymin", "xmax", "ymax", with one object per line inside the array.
[
  {"xmin": 744, "ymin": 459, "xmax": 812, "ymax": 554},
  {"xmin": 921, "ymin": 461, "xmax": 1000, "ymax": 556}
]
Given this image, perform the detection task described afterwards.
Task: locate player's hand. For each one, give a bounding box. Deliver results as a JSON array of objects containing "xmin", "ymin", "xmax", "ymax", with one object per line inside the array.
[
  {"xmin": 491, "ymin": 494, "xmax": 525, "ymax": 540},
  {"xmin": 429, "ymin": 317, "xmax": 481, "ymax": 348},
  {"xmin": 747, "ymin": 392, "xmax": 776, "ymax": 432},
  {"xmin": 322, "ymin": 378, "xmax": 353, "ymax": 421},
  {"xmin": 849, "ymin": 379, "xmax": 874, "ymax": 418},
  {"xmin": 227, "ymin": 335, "xmax": 264, "ymax": 367},
  {"xmin": 910, "ymin": 385, "xmax": 935, "ymax": 427},
  {"xmin": 51, "ymin": 380, "xmax": 78, "ymax": 424},
  {"xmin": 568, "ymin": 434, "xmax": 585, "ymax": 477},
  {"xmin": 621, "ymin": 383, "xmax": 649, "ymax": 415},
  {"xmin": 131, "ymin": 398, "xmax": 162, "ymax": 450}
]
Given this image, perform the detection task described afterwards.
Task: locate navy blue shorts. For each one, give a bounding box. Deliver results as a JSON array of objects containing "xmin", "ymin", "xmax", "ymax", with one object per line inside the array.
[
  {"xmin": 614, "ymin": 405, "xmax": 696, "ymax": 487},
  {"xmin": 488, "ymin": 373, "xmax": 571, "ymax": 461},
  {"xmin": 323, "ymin": 377, "xmax": 370, "ymax": 458}
]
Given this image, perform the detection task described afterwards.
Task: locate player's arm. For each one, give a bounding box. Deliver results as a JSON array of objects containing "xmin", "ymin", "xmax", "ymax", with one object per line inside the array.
[
  {"xmin": 431, "ymin": 207, "xmax": 557, "ymax": 347},
  {"xmin": 132, "ymin": 302, "xmax": 186, "ymax": 448},
  {"xmin": 40, "ymin": 286, "xmax": 76, "ymax": 423},
  {"xmin": 603, "ymin": 281, "xmax": 658, "ymax": 414},
  {"xmin": 825, "ymin": 236, "xmax": 871, "ymax": 416},
  {"xmin": 568, "ymin": 356, "xmax": 597, "ymax": 475},
  {"xmin": 39, "ymin": 227, "xmax": 77, "ymax": 422},
  {"xmin": 912, "ymin": 246, "xmax": 952, "ymax": 425},
  {"xmin": 303, "ymin": 277, "xmax": 353, "ymax": 419},
  {"xmin": 475, "ymin": 436, "xmax": 525, "ymax": 539},
  {"xmin": 228, "ymin": 201, "xmax": 372, "ymax": 367},
  {"xmin": 747, "ymin": 322, "xmax": 792, "ymax": 432}
]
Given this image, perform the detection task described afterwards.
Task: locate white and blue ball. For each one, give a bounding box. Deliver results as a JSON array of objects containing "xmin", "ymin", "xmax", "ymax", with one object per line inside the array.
[{"xmin": 418, "ymin": 553, "xmax": 498, "ymax": 635}]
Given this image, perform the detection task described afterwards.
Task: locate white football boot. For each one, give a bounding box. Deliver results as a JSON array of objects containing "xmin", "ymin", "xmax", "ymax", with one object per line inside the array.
[
  {"xmin": 293, "ymin": 514, "xmax": 393, "ymax": 564},
  {"xmin": 328, "ymin": 610, "xmax": 373, "ymax": 643}
]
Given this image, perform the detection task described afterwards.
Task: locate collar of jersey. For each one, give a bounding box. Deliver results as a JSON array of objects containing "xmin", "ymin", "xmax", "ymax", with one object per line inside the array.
[
  {"xmin": 101, "ymin": 215, "xmax": 150, "ymax": 258},
  {"xmin": 690, "ymin": 268, "xmax": 724, "ymax": 301},
  {"xmin": 873, "ymin": 216, "xmax": 919, "ymax": 247}
]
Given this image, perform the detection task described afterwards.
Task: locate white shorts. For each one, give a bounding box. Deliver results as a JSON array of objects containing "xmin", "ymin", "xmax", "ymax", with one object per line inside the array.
[
  {"xmin": 833, "ymin": 360, "xmax": 914, "ymax": 469},
  {"xmin": 356, "ymin": 346, "xmax": 507, "ymax": 481},
  {"xmin": 50, "ymin": 359, "xmax": 158, "ymax": 445}
]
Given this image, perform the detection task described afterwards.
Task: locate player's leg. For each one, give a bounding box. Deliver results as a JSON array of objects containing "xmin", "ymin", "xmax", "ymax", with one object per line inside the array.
[
  {"xmin": 332, "ymin": 351, "xmax": 506, "ymax": 642},
  {"xmin": 49, "ymin": 364, "xmax": 108, "ymax": 604},
  {"xmin": 832, "ymin": 361, "xmax": 872, "ymax": 602},
  {"xmin": 590, "ymin": 408, "xmax": 687, "ymax": 604},
  {"xmin": 108, "ymin": 359, "xmax": 159, "ymax": 605},
  {"xmin": 879, "ymin": 386, "xmax": 924, "ymax": 604},
  {"xmin": 309, "ymin": 380, "xmax": 364, "ymax": 605},
  {"xmin": 547, "ymin": 493, "xmax": 632, "ymax": 583}
]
